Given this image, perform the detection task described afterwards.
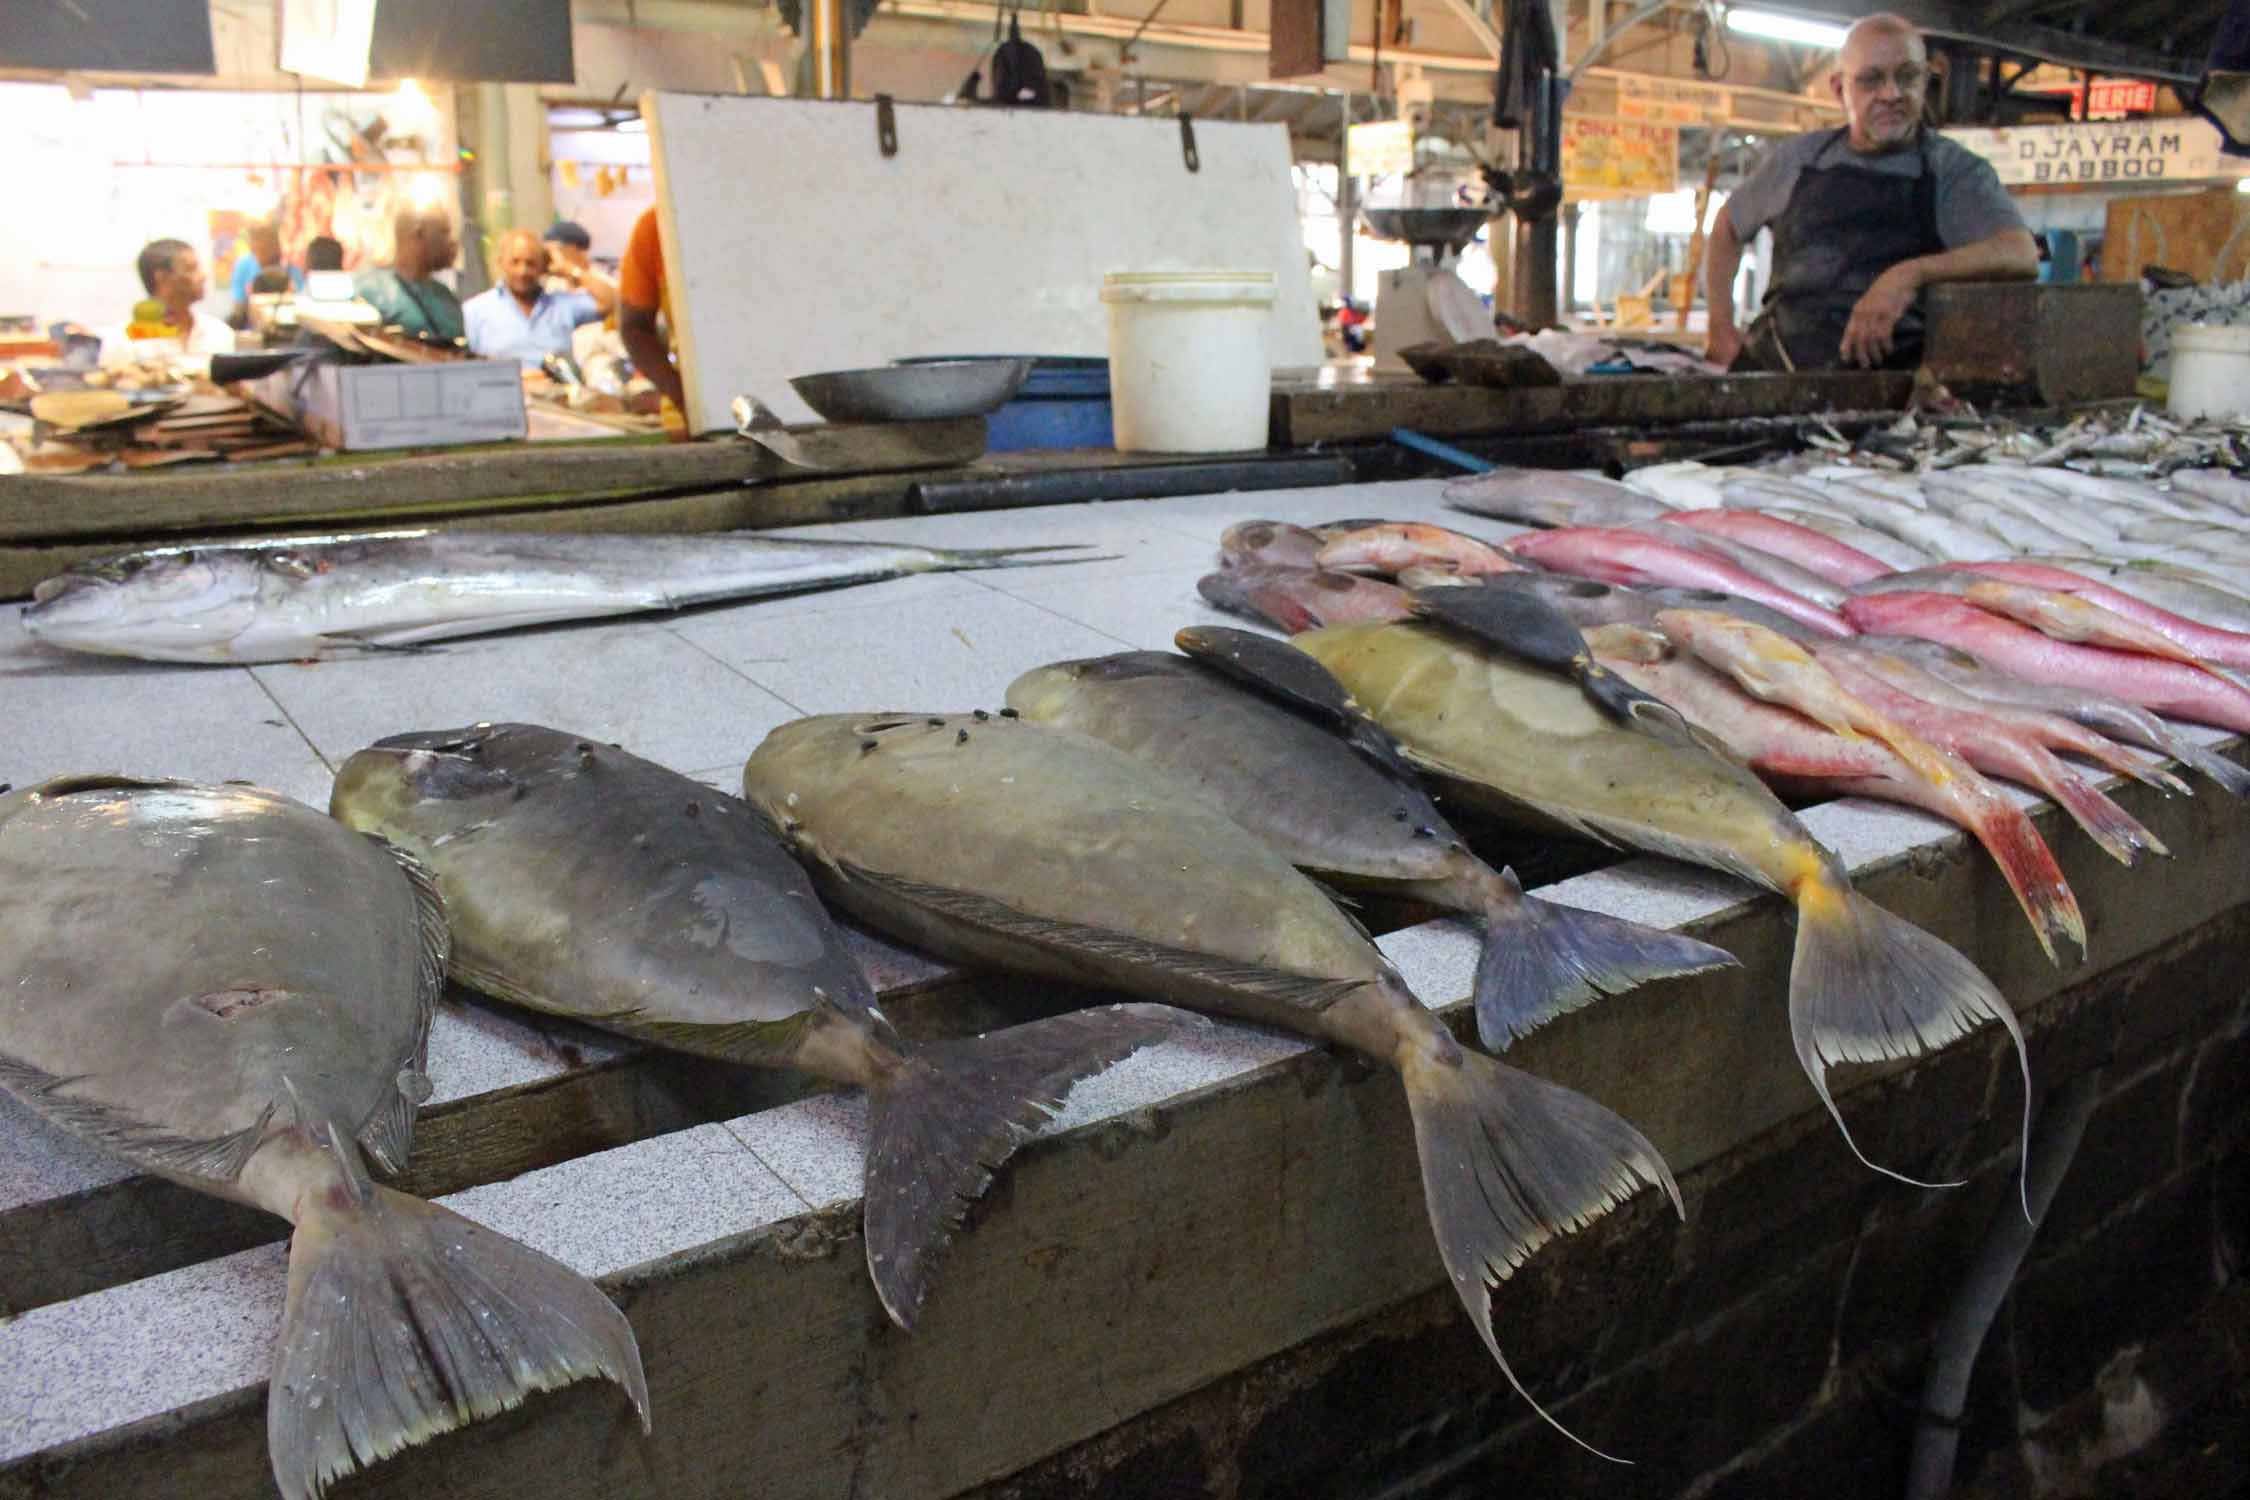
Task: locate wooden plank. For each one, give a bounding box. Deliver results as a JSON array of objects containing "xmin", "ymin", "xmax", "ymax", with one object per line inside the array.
[
  {"xmin": 1271, "ymin": 370, "xmax": 1914, "ymax": 445},
  {"xmin": 0, "ymin": 419, "xmax": 989, "ymax": 545},
  {"xmin": 2101, "ymin": 186, "xmax": 2249, "ymax": 284}
]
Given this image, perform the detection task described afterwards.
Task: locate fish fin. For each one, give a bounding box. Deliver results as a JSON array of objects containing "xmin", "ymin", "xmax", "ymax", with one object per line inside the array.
[
  {"xmin": 269, "ymin": 1149, "xmax": 648, "ymax": 1500},
  {"xmin": 1173, "ymin": 625, "xmax": 1421, "ymax": 780},
  {"xmin": 1955, "ymin": 793, "xmax": 2086, "ymax": 964},
  {"xmin": 863, "ymin": 1001, "xmax": 1190, "ymax": 1330},
  {"xmin": 351, "ymin": 835, "xmax": 450, "ymax": 1175},
  {"xmin": 1410, "ymin": 580, "xmax": 1593, "ymax": 677},
  {"xmin": 0, "ymin": 1049, "xmax": 276, "ymax": 1183},
  {"xmin": 2037, "ymin": 762, "xmax": 2169, "ymax": 866},
  {"xmin": 1788, "ymin": 877, "xmax": 2031, "ymax": 1211},
  {"xmin": 918, "ymin": 544, "xmax": 1116, "ymax": 572},
  {"xmin": 2168, "ymin": 738, "xmax": 2250, "ymax": 798},
  {"xmin": 1398, "ymin": 1038, "xmax": 1679, "ymax": 1461},
  {"xmin": 594, "ymin": 1013, "xmax": 790, "ymax": 1064},
  {"xmin": 321, "ymin": 634, "xmax": 442, "ymax": 655},
  {"xmin": 839, "ymin": 861, "xmax": 1365, "ymax": 1012},
  {"xmin": 1472, "ymin": 871, "xmax": 1738, "ymax": 1050}
]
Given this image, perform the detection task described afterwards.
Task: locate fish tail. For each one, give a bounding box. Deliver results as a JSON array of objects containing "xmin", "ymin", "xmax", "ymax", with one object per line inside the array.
[
  {"xmin": 1942, "ymin": 779, "xmax": 2086, "ymax": 964},
  {"xmin": 1469, "ymin": 866, "xmax": 1737, "ymax": 1050},
  {"xmin": 270, "ymin": 1154, "xmax": 648, "ymax": 1500},
  {"xmin": 923, "ymin": 543, "xmax": 1119, "ymax": 570},
  {"xmin": 860, "ymin": 1002, "xmax": 1181, "ymax": 1330},
  {"xmin": 2072, "ymin": 737, "xmax": 2194, "ymax": 797},
  {"xmin": 2032, "ymin": 755, "xmax": 2169, "ymax": 865},
  {"xmin": 2168, "ymin": 737, "xmax": 2250, "ymax": 798},
  {"xmin": 1398, "ymin": 1028, "xmax": 1679, "ymax": 1462},
  {"xmin": 1788, "ymin": 874, "xmax": 2032, "ymax": 1206}
]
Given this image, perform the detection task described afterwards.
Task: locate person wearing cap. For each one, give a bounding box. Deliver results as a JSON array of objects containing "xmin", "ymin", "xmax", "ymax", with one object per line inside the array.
[
  {"xmin": 1705, "ymin": 13, "xmax": 2036, "ymax": 371},
  {"xmin": 540, "ymin": 219, "xmax": 618, "ymax": 307}
]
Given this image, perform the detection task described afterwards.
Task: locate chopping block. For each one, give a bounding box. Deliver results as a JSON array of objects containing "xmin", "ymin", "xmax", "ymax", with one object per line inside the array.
[{"xmin": 1920, "ymin": 281, "xmax": 2142, "ymax": 406}]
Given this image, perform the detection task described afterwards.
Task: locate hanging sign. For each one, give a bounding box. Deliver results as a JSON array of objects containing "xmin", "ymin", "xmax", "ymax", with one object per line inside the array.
[
  {"xmin": 1561, "ymin": 117, "xmax": 1679, "ymax": 196},
  {"xmin": 1617, "ymin": 75, "xmax": 1717, "ymax": 126},
  {"xmin": 1945, "ymin": 118, "xmax": 2238, "ymax": 186},
  {"xmin": 1346, "ymin": 119, "xmax": 1415, "ymax": 177}
]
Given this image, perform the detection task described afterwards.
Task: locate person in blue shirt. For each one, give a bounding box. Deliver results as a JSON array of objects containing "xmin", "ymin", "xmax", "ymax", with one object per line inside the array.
[
  {"xmin": 228, "ymin": 223, "xmax": 301, "ymax": 325},
  {"xmin": 461, "ymin": 227, "xmax": 616, "ymax": 366}
]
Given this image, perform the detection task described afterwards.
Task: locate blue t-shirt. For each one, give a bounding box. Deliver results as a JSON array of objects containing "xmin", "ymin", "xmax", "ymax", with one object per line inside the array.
[
  {"xmin": 229, "ymin": 250, "xmax": 302, "ymax": 306},
  {"xmin": 461, "ymin": 286, "xmax": 603, "ymax": 366}
]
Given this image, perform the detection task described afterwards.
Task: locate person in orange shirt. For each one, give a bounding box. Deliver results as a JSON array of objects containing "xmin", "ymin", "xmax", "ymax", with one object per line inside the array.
[{"xmin": 617, "ymin": 207, "xmax": 688, "ymax": 439}]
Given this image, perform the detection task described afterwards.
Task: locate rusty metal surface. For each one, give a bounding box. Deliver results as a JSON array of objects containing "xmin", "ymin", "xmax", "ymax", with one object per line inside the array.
[
  {"xmin": 1270, "ymin": 369, "xmax": 1915, "ymax": 444},
  {"xmin": 1923, "ymin": 282, "xmax": 2142, "ymax": 408}
]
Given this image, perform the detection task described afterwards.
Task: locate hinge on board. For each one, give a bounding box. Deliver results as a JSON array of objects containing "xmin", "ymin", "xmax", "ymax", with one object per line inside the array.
[
  {"xmin": 876, "ymin": 94, "xmax": 898, "ymax": 157},
  {"xmin": 1180, "ymin": 115, "xmax": 1200, "ymax": 173}
]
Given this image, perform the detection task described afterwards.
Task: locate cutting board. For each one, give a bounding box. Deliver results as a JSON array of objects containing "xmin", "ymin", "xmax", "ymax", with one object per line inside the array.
[{"xmin": 643, "ymin": 93, "xmax": 1326, "ymax": 433}]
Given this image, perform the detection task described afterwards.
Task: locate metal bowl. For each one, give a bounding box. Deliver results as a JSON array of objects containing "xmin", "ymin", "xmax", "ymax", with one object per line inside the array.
[{"xmin": 789, "ymin": 357, "xmax": 1034, "ymax": 423}]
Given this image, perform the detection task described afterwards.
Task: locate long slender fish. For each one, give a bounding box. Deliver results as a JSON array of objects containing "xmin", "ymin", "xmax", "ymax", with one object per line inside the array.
[
  {"xmin": 23, "ymin": 528, "xmax": 1104, "ymax": 664},
  {"xmin": 1293, "ymin": 605, "xmax": 2029, "ymax": 1184},
  {"xmin": 1443, "ymin": 467, "xmax": 1675, "ymax": 528},
  {"xmin": 1005, "ymin": 631, "xmax": 1733, "ymax": 1048},
  {"xmin": 1843, "ymin": 593, "xmax": 2250, "ymax": 733},
  {"xmin": 1938, "ymin": 560, "xmax": 2250, "ymax": 670},
  {"xmin": 0, "ymin": 777, "xmax": 648, "ymax": 1500},
  {"xmin": 329, "ymin": 723, "xmax": 1171, "ymax": 1329},
  {"xmin": 1506, "ymin": 527, "xmax": 1854, "ymax": 637},
  {"xmin": 743, "ymin": 710, "xmax": 1678, "ymax": 1455},
  {"xmin": 1664, "ymin": 509, "xmax": 1894, "ymax": 586},
  {"xmin": 1317, "ymin": 522, "xmax": 1523, "ymax": 577}
]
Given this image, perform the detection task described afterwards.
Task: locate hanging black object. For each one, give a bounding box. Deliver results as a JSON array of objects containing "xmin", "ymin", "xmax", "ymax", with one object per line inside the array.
[
  {"xmin": 991, "ymin": 12, "xmax": 1053, "ymax": 107},
  {"xmin": 2195, "ymin": 0, "xmax": 2250, "ymax": 157},
  {"xmin": 1488, "ymin": 0, "xmax": 1564, "ymax": 221}
]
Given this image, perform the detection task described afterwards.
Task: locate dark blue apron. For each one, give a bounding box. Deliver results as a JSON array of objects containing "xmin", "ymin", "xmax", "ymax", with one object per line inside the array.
[{"xmin": 1741, "ymin": 127, "xmax": 1944, "ymax": 371}]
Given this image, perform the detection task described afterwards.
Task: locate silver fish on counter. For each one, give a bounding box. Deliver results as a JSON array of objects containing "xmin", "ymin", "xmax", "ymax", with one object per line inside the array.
[
  {"xmin": 0, "ymin": 777, "xmax": 648, "ymax": 1500},
  {"xmin": 331, "ymin": 722, "xmax": 1175, "ymax": 1329},
  {"xmin": 22, "ymin": 528, "xmax": 1104, "ymax": 664}
]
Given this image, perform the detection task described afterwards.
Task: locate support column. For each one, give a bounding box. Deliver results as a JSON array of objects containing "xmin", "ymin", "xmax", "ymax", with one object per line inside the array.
[
  {"xmin": 810, "ymin": 0, "xmax": 851, "ymax": 99},
  {"xmin": 1338, "ymin": 92, "xmax": 1356, "ymax": 306}
]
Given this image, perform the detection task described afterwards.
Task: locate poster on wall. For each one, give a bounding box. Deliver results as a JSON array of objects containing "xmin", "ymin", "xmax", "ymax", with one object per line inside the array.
[
  {"xmin": 1945, "ymin": 118, "xmax": 2245, "ymax": 186},
  {"xmin": 1562, "ymin": 117, "xmax": 1679, "ymax": 197}
]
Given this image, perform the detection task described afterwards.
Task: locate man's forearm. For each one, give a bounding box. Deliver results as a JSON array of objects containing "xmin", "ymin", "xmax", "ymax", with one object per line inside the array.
[
  {"xmin": 1893, "ymin": 228, "xmax": 2040, "ymax": 292},
  {"xmin": 1705, "ymin": 215, "xmax": 1745, "ymax": 333},
  {"xmin": 577, "ymin": 266, "xmax": 618, "ymax": 317},
  {"xmin": 618, "ymin": 307, "xmax": 685, "ymax": 410}
]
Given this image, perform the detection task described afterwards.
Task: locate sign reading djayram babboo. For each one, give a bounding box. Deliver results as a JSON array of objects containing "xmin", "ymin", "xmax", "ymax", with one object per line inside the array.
[{"xmin": 1945, "ymin": 117, "xmax": 2244, "ymax": 187}]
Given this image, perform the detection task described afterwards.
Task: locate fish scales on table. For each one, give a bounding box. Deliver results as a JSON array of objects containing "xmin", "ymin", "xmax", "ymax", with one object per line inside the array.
[
  {"xmin": 22, "ymin": 528, "xmax": 1109, "ymax": 665},
  {"xmin": 329, "ymin": 723, "xmax": 1174, "ymax": 1329},
  {"xmin": 742, "ymin": 710, "xmax": 1678, "ymax": 1454},
  {"xmin": 1005, "ymin": 629, "xmax": 1734, "ymax": 1050},
  {"xmin": 1291, "ymin": 590, "xmax": 2030, "ymax": 1186},
  {"xmin": 0, "ymin": 777, "xmax": 648, "ymax": 1500}
]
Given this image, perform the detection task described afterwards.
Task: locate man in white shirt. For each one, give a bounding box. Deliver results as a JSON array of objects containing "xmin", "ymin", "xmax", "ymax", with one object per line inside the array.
[
  {"xmin": 462, "ymin": 228, "xmax": 614, "ymax": 367},
  {"xmin": 102, "ymin": 239, "xmax": 236, "ymax": 363}
]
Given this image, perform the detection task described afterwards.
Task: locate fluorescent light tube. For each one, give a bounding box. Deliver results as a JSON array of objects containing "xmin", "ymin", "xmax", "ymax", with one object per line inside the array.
[{"xmin": 1723, "ymin": 8, "xmax": 1850, "ymax": 48}]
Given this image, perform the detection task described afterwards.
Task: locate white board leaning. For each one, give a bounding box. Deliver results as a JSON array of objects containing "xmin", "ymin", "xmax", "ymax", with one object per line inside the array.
[{"xmin": 642, "ymin": 93, "xmax": 1326, "ymax": 432}]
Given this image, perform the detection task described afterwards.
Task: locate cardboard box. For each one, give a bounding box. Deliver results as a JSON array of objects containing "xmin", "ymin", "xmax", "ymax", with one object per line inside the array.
[{"xmin": 253, "ymin": 359, "xmax": 527, "ymax": 450}]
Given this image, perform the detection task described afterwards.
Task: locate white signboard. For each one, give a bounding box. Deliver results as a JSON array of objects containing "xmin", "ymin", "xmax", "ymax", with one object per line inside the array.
[
  {"xmin": 1945, "ymin": 118, "xmax": 2242, "ymax": 188},
  {"xmin": 1347, "ymin": 120, "xmax": 1415, "ymax": 178}
]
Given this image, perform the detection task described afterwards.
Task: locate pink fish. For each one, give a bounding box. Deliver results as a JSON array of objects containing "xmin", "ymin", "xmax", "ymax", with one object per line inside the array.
[
  {"xmin": 1667, "ymin": 509, "xmax": 1892, "ymax": 586},
  {"xmin": 1197, "ymin": 565, "xmax": 1410, "ymax": 634},
  {"xmin": 1507, "ymin": 527, "xmax": 1854, "ymax": 638},
  {"xmin": 1936, "ymin": 560, "xmax": 2250, "ymax": 672},
  {"xmin": 1841, "ymin": 592, "xmax": 2250, "ymax": 734},
  {"xmin": 1317, "ymin": 522, "xmax": 1523, "ymax": 578},
  {"xmin": 1596, "ymin": 646, "xmax": 2084, "ymax": 962}
]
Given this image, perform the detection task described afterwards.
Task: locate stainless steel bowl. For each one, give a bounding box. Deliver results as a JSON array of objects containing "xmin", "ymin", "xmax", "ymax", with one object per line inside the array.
[{"xmin": 789, "ymin": 357, "xmax": 1034, "ymax": 423}]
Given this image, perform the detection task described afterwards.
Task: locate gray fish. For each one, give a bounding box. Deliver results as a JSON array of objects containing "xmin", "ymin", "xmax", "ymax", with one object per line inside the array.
[
  {"xmin": 0, "ymin": 776, "xmax": 647, "ymax": 1500},
  {"xmin": 1005, "ymin": 629, "xmax": 1734, "ymax": 1048},
  {"xmin": 1443, "ymin": 466, "xmax": 1673, "ymax": 528},
  {"xmin": 743, "ymin": 710, "xmax": 1678, "ymax": 1456},
  {"xmin": 23, "ymin": 528, "xmax": 1102, "ymax": 665},
  {"xmin": 330, "ymin": 723, "xmax": 1171, "ymax": 1329}
]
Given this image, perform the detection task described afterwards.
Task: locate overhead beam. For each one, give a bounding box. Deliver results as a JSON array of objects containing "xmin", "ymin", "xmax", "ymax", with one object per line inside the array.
[
  {"xmin": 1775, "ymin": 0, "xmax": 2203, "ymax": 81},
  {"xmin": 1437, "ymin": 0, "xmax": 1503, "ymax": 58}
]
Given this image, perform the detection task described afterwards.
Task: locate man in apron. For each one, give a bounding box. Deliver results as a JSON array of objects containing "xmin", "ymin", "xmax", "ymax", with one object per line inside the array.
[{"xmin": 1704, "ymin": 13, "xmax": 2037, "ymax": 371}]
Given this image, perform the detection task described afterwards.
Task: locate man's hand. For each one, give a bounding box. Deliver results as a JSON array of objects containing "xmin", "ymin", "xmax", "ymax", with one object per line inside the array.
[
  {"xmin": 1840, "ymin": 262, "xmax": 1921, "ymax": 367},
  {"xmin": 1705, "ymin": 322, "xmax": 1745, "ymax": 369}
]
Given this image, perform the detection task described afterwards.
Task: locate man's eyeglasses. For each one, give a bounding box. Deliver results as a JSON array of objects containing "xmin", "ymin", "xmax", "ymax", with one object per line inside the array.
[{"xmin": 1851, "ymin": 65, "xmax": 1928, "ymax": 92}]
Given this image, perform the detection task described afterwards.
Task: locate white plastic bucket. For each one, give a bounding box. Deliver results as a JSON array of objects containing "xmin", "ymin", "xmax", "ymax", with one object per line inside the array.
[
  {"xmin": 1102, "ymin": 270, "xmax": 1276, "ymax": 453},
  {"xmin": 2167, "ymin": 323, "xmax": 2250, "ymax": 421}
]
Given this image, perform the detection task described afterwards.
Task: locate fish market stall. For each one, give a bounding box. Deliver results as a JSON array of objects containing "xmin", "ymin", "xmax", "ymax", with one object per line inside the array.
[{"xmin": 2, "ymin": 457, "xmax": 2245, "ymax": 1497}]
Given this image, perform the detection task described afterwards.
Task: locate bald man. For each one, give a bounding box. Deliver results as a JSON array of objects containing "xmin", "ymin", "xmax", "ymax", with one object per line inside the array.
[
  {"xmin": 356, "ymin": 210, "xmax": 466, "ymax": 342},
  {"xmin": 462, "ymin": 227, "xmax": 616, "ymax": 367},
  {"xmin": 1707, "ymin": 13, "xmax": 2037, "ymax": 371}
]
